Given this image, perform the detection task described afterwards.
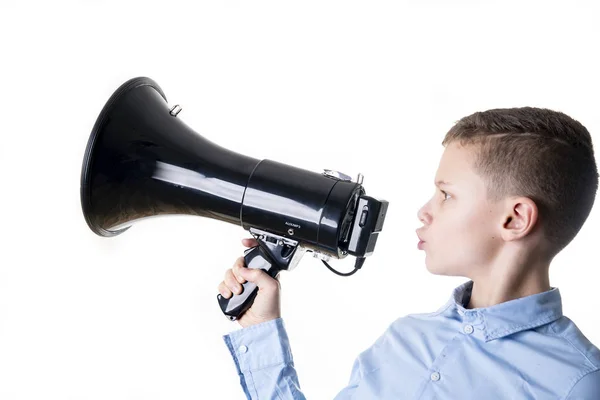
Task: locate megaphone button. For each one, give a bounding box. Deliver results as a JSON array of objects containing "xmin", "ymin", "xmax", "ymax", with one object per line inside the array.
[
  {"xmin": 359, "ymin": 206, "xmax": 369, "ymax": 227},
  {"xmin": 169, "ymin": 104, "xmax": 182, "ymax": 116}
]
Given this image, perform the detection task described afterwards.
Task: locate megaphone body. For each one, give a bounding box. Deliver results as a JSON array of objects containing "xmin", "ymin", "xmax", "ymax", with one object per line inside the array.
[{"xmin": 81, "ymin": 77, "xmax": 388, "ymax": 321}]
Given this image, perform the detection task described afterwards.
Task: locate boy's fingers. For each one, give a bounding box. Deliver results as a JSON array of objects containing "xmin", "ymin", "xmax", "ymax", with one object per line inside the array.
[
  {"xmin": 224, "ymin": 270, "xmax": 242, "ymax": 294},
  {"xmin": 242, "ymin": 238, "xmax": 258, "ymax": 247},
  {"xmin": 233, "ymin": 258, "xmax": 247, "ymax": 284},
  {"xmin": 239, "ymin": 267, "xmax": 278, "ymax": 292},
  {"xmin": 218, "ymin": 281, "xmax": 232, "ymax": 299}
]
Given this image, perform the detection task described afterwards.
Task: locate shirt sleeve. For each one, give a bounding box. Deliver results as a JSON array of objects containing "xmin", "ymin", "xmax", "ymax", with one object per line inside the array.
[
  {"xmin": 332, "ymin": 320, "xmax": 394, "ymax": 400},
  {"xmin": 222, "ymin": 317, "xmax": 307, "ymax": 400},
  {"xmin": 565, "ymin": 369, "xmax": 600, "ymax": 399},
  {"xmin": 331, "ymin": 354, "xmax": 362, "ymax": 399}
]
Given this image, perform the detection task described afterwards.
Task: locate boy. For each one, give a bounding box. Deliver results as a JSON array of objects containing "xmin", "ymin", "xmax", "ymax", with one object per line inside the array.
[{"xmin": 217, "ymin": 107, "xmax": 600, "ymax": 399}]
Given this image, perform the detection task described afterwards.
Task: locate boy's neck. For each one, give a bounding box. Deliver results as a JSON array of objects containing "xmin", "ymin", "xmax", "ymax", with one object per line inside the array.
[{"xmin": 466, "ymin": 252, "xmax": 552, "ymax": 309}]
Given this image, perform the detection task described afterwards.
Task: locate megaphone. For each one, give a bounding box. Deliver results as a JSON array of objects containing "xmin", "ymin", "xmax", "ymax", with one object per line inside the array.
[{"xmin": 81, "ymin": 77, "xmax": 389, "ymax": 321}]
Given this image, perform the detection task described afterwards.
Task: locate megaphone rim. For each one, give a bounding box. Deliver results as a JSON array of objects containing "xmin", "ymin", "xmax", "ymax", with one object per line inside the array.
[{"xmin": 80, "ymin": 76, "xmax": 167, "ymax": 237}]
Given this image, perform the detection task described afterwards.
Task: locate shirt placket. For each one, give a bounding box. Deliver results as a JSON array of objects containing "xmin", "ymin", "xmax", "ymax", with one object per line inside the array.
[{"xmin": 415, "ymin": 310, "xmax": 483, "ymax": 399}]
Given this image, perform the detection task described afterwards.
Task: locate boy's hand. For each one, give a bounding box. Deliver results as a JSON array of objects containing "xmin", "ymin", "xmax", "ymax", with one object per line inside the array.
[{"xmin": 217, "ymin": 238, "xmax": 282, "ymax": 328}]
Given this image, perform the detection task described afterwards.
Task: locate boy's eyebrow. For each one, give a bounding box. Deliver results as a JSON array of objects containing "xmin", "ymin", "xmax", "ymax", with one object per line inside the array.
[{"xmin": 435, "ymin": 180, "xmax": 452, "ymax": 188}]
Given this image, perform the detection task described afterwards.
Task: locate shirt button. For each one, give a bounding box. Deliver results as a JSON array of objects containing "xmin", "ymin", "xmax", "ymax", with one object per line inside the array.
[
  {"xmin": 463, "ymin": 324, "xmax": 474, "ymax": 334},
  {"xmin": 239, "ymin": 345, "xmax": 248, "ymax": 354},
  {"xmin": 430, "ymin": 372, "xmax": 440, "ymax": 381}
]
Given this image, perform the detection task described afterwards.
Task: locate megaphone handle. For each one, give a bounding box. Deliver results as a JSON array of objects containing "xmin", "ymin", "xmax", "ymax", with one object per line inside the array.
[{"xmin": 217, "ymin": 244, "xmax": 280, "ymax": 321}]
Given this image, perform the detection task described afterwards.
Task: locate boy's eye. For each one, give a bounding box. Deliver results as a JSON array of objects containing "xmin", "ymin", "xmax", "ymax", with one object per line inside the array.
[{"xmin": 440, "ymin": 190, "xmax": 451, "ymax": 201}]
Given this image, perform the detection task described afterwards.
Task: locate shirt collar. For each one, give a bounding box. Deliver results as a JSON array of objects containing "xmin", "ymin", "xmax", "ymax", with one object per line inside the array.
[{"xmin": 449, "ymin": 280, "xmax": 563, "ymax": 342}]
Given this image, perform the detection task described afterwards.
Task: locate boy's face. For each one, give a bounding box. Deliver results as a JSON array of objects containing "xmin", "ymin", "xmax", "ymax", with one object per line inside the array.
[{"xmin": 416, "ymin": 142, "xmax": 504, "ymax": 277}]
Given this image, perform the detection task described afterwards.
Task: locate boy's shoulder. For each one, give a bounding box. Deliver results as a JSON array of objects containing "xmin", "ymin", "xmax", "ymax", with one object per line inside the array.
[
  {"xmin": 382, "ymin": 300, "xmax": 456, "ymax": 337},
  {"xmin": 384, "ymin": 299, "xmax": 600, "ymax": 367},
  {"xmin": 539, "ymin": 315, "xmax": 600, "ymax": 370}
]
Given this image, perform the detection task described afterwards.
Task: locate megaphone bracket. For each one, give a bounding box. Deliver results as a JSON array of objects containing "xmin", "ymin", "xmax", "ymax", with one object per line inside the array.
[{"xmin": 217, "ymin": 228, "xmax": 308, "ymax": 321}]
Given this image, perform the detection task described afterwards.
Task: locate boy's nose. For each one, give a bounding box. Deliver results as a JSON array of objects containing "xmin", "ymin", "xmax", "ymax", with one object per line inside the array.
[{"xmin": 417, "ymin": 204, "xmax": 431, "ymax": 225}]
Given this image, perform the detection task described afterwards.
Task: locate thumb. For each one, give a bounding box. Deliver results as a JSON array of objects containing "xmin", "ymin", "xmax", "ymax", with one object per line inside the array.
[{"xmin": 239, "ymin": 267, "xmax": 278, "ymax": 291}]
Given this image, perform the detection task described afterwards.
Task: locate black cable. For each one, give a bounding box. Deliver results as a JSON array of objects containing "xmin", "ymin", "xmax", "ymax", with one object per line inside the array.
[{"xmin": 321, "ymin": 257, "xmax": 366, "ymax": 276}]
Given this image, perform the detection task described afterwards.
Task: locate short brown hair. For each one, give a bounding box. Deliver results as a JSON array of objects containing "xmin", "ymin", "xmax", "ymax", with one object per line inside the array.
[{"xmin": 442, "ymin": 107, "xmax": 598, "ymax": 256}]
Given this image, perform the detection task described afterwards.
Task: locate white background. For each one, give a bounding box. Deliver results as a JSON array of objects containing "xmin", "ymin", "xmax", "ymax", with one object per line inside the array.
[{"xmin": 1, "ymin": 1, "xmax": 599, "ymax": 399}]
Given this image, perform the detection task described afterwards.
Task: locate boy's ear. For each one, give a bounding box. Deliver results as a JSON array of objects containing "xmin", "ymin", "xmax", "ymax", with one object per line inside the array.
[{"xmin": 501, "ymin": 197, "xmax": 539, "ymax": 241}]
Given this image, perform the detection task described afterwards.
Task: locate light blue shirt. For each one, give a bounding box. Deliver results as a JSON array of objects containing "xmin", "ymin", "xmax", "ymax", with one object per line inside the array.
[{"xmin": 223, "ymin": 280, "xmax": 600, "ymax": 399}]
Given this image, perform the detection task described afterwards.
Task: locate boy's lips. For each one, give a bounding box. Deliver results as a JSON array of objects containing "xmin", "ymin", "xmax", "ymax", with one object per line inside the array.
[{"xmin": 416, "ymin": 230, "xmax": 426, "ymax": 249}]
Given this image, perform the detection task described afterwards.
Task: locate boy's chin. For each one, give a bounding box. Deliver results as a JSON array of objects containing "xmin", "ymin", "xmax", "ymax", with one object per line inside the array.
[{"xmin": 425, "ymin": 260, "xmax": 460, "ymax": 276}]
